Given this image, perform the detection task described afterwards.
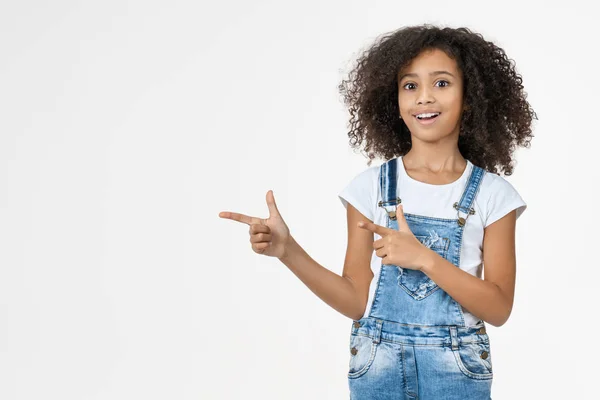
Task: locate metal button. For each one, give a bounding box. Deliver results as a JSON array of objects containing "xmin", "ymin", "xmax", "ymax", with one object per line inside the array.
[
  {"xmin": 353, "ymin": 321, "xmax": 361, "ymax": 329},
  {"xmin": 458, "ymin": 217, "xmax": 466, "ymax": 226},
  {"xmin": 480, "ymin": 351, "xmax": 489, "ymax": 360},
  {"xmin": 476, "ymin": 327, "xmax": 486, "ymax": 335},
  {"xmin": 351, "ymin": 347, "xmax": 358, "ymax": 355}
]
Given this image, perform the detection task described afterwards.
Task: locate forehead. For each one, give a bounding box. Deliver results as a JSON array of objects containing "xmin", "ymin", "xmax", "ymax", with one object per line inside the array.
[{"xmin": 398, "ymin": 48, "xmax": 460, "ymax": 77}]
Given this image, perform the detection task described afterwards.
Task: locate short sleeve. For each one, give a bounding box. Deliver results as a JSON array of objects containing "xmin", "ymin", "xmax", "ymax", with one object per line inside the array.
[
  {"xmin": 338, "ymin": 165, "xmax": 379, "ymax": 222},
  {"xmin": 485, "ymin": 176, "xmax": 527, "ymax": 228}
]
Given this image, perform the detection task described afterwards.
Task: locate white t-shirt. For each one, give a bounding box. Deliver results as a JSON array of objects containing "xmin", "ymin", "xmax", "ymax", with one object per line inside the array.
[{"xmin": 338, "ymin": 156, "xmax": 527, "ymax": 327}]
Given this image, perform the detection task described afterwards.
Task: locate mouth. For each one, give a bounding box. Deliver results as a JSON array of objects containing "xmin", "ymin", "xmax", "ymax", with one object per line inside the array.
[{"xmin": 413, "ymin": 112, "xmax": 441, "ymax": 125}]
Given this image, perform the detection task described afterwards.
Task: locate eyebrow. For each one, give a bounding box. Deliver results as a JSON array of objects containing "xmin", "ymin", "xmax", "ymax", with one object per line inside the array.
[{"xmin": 398, "ymin": 71, "xmax": 456, "ymax": 81}]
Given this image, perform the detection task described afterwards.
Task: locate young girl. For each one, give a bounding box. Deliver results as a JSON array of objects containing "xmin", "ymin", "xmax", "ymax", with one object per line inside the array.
[{"xmin": 219, "ymin": 24, "xmax": 535, "ymax": 399}]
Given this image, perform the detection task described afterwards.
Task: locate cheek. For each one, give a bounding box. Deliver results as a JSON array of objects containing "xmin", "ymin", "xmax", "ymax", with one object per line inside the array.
[
  {"xmin": 397, "ymin": 94, "xmax": 408, "ymax": 106},
  {"xmin": 437, "ymin": 91, "xmax": 464, "ymax": 117},
  {"xmin": 446, "ymin": 89, "xmax": 464, "ymax": 109},
  {"xmin": 398, "ymin": 97, "xmax": 413, "ymax": 117}
]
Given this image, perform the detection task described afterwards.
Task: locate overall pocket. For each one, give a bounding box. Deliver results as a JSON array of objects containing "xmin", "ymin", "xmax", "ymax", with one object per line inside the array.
[
  {"xmin": 348, "ymin": 333, "xmax": 378, "ymax": 379},
  {"xmin": 452, "ymin": 340, "xmax": 493, "ymax": 380},
  {"xmin": 396, "ymin": 234, "xmax": 450, "ymax": 300}
]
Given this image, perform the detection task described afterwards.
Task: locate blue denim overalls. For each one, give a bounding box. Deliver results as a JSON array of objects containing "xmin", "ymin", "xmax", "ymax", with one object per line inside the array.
[{"xmin": 348, "ymin": 157, "xmax": 493, "ymax": 400}]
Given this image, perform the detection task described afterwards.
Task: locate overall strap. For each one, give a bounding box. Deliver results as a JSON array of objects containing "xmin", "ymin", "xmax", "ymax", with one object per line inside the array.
[
  {"xmin": 453, "ymin": 164, "xmax": 486, "ymax": 226},
  {"xmin": 378, "ymin": 158, "xmax": 401, "ymax": 220}
]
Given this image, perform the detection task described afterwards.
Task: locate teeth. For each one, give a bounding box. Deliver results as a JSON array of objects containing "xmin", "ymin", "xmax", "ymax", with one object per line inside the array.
[{"xmin": 416, "ymin": 112, "xmax": 440, "ymax": 119}]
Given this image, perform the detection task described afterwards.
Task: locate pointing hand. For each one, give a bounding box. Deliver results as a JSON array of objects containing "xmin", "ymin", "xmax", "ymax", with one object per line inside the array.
[
  {"xmin": 357, "ymin": 204, "xmax": 430, "ymax": 271},
  {"xmin": 219, "ymin": 190, "xmax": 291, "ymax": 259}
]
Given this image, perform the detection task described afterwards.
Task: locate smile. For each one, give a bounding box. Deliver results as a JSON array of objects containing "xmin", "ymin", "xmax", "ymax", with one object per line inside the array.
[{"xmin": 413, "ymin": 112, "xmax": 441, "ymax": 125}]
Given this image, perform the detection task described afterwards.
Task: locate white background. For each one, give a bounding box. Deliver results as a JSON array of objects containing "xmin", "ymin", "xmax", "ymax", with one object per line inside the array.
[{"xmin": 0, "ymin": 1, "xmax": 597, "ymax": 399}]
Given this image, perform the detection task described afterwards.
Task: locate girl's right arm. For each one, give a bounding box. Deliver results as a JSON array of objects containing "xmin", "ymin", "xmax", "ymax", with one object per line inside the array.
[
  {"xmin": 219, "ymin": 190, "xmax": 374, "ymax": 321},
  {"xmin": 278, "ymin": 203, "xmax": 374, "ymax": 321}
]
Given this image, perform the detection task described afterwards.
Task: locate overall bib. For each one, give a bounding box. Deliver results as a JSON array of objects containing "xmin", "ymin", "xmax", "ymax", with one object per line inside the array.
[{"xmin": 348, "ymin": 158, "xmax": 493, "ymax": 400}]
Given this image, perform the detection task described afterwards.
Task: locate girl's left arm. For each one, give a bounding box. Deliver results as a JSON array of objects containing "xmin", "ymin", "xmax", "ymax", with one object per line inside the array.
[{"xmin": 420, "ymin": 210, "xmax": 517, "ymax": 327}]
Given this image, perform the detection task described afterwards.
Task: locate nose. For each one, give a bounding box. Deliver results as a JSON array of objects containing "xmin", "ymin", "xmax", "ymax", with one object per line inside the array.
[{"xmin": 416, "ymin": 85, "xmax": 435, "ymax": 105}]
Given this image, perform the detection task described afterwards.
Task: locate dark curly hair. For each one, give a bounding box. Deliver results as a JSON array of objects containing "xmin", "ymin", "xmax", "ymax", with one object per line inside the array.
[{"xmin": 338, "ymin": 24, "xmax": 537, "ymax": 175}]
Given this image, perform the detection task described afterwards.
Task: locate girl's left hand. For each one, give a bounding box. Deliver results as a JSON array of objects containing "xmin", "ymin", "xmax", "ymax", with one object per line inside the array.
[{"xmin": 358, "ymin": 204, "xmax": 430, "ymax": 271}]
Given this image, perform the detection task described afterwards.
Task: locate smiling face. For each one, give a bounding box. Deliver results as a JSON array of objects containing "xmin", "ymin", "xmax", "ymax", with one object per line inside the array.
[{"xmin": 397, "ymin": 48, "xmax": 466, "ymax": 143}]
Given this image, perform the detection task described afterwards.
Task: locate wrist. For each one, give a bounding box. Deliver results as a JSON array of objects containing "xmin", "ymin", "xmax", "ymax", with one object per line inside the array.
[
  {"xmin": 279, "ymin": 235, "xmax": 298, "ymax": 262},
  {"xmin": 419, "ymin": 248, "xmax": 437, "ymax": 274}
]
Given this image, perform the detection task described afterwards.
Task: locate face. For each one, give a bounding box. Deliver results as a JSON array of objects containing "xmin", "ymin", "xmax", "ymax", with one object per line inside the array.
[{"xmin": 397, "ymin": 48, "xmax": 466, "ymax": 143}]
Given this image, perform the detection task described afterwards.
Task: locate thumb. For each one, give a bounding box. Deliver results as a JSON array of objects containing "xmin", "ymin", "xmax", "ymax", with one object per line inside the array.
[
  {"xmin": 266, "ymin": 190, "xmax": 282, "ymax": 218},
  {"xmin": 396, "ymin": 204, "xmax": 411, "ymax": 232}
]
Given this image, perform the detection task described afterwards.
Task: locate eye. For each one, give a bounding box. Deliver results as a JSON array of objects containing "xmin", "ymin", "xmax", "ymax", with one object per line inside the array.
[
  {"xmin": 402, "ymin": 82, "xmax": 416, "ymax": 90},
  {"xmin": 436, "ymin": 80, "xmax": 450, "ymax": 87}
]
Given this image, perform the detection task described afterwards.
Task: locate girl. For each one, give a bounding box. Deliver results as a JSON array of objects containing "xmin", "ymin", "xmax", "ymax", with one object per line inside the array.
[{"xmin": 219, "ymin": 24, "xmax": 535, "ymax": 399}]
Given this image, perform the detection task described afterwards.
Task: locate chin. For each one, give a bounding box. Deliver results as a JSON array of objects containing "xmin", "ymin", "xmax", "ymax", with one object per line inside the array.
[{"xmin": 408, "ymin": 129, "xmax": 455, "ymax": 143}]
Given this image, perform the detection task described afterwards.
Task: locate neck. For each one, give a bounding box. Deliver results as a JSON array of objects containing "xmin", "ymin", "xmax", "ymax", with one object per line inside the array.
[{"xmin": 403, "ymin": 138, "xmax": 465, "ymax": 173}]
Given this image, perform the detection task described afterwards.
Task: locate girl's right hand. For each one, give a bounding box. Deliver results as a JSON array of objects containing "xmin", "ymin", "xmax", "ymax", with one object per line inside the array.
[{"xmin": 218, "ymin": 190, "xmax": 292, "ymax": 259}]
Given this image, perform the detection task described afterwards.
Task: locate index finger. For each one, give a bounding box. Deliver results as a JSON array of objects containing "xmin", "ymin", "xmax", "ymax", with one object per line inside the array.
[
  {"xmin": 358, "ymin": 220, "xmax": 391, "ymax": 236},
  {"xmin": 219, "ymin": 211, "xmax": 263, "ymax": 226}
]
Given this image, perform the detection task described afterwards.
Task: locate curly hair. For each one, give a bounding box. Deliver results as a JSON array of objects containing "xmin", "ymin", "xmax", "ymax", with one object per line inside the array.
[{"xmin": 338, "ymin": 24, "xmax": 537, "ymax": 176}]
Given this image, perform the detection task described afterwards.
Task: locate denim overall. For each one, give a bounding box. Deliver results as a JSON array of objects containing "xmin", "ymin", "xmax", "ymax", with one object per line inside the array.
[{"xmin": 348, "ymin": 158, "xmax": 493, "ymax": 400}]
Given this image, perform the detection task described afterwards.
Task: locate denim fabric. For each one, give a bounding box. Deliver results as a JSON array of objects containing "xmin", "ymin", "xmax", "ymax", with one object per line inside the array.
[{"xmin": 348, "ymin": 158, "xmax": 493, "ymax": 399}]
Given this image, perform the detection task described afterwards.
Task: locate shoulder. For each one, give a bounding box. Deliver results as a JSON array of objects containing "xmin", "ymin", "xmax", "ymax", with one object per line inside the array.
[
  {"xmin": 477, "ymin": 168, "xmax": 527, "ymax": 227},
  {"xmin": 339, "ymin": 162, "xmax": 382, "ymax": 195},
  {"xmin": 478, "ymin": 169, "xmax": 508, "ymax": 193},
  {"xmin": 350, "ymin": 162, "xmax": 381, "ymax": 183},
  {"xmin": 478, "ymin": 170, "xmax": 522, "ymax": 200},
  {"xmin": 337, "ymin": 162, "xmax": 382, "ymax": 222}
]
